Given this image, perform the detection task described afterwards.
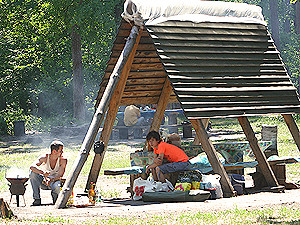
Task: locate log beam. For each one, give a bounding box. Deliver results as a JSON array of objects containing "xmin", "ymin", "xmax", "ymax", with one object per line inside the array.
[
  {"xmin": 237, "ymin": 116, "xmax": 279, "ymax": 187},
  {"xmin": 192, "ymin": 118, "xmax": 210, "ymax": 145},
  {"xmin": 54, "ymin": 25, "xmax": 141, "ymax": 209},
  {"xmin": 282, "ymin": 114, "xmax": 300, "ymax": 152},
  {"xmin": 85, "ymin": 28, "xmax": 143, "ymax": 191},
  {"xmin": 190, "ymin": 119, "xmax": 235, "ymax": 197},
  {"xmin": 143, "ymin": 79, "xmax": 173, "ymax": 151}
]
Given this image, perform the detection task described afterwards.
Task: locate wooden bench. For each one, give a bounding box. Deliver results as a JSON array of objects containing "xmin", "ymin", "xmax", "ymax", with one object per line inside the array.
[{"xmin": 104, "ymin": 141, "xmax": 272, "ymax": 196}]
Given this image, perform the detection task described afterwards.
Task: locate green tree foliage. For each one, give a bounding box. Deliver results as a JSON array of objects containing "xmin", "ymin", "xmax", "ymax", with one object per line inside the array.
[{"xmin": 0, "ymin": 0, "xmax": 123, "ymax": 133}]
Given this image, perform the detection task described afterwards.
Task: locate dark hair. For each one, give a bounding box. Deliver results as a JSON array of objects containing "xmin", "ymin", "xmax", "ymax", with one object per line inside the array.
[
  {"xmin": 146, "ymin": 131, "xmax": 162, "ymax": 142},
  {"xmin": 50, "ymin": 140, "xmax": 64, "ymax": 152}
]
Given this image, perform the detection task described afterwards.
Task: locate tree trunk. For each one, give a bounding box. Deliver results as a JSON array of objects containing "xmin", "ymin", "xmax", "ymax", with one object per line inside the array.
[
  {"xmin": 71, "ymin": 25, "xmax": 85, "ymax": 122},
  {"xmin": 284, "ymin": 0, "xmax": 291, "ymax": 33},
  {"xmin": 296, "ymin": 1, "xmax": 300, "ymax": 34},
  {"xmin": 269, "ymin": 0, "xmax": 281, "ymax": 50}
]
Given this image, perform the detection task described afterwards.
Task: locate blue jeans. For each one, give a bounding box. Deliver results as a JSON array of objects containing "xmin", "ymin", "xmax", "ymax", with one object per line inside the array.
[{"xmin": 29, "ymin": 171, "xmax": 61, "ymax": 203}]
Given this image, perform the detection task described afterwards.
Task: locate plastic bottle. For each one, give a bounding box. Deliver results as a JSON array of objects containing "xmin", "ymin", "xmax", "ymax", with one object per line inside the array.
[
  {"xmin": 88, "ymin": 182, "xmax": 96, "ymax": 206},
  {"xmin": 95, "ymin": 189, "xmax": 102, "ymax": 207}
]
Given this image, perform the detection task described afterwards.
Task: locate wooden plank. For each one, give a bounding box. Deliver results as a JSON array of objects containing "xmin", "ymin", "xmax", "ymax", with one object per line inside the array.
[
  {"xmin": 179, "ymin": 102, "xmax": 300, "ymax": 109},
  {"xmin": 176, "ymin": 89, "xmax": 296, "ymax": 96},
  {"xmin": 150, "ymin": 33, "xmax": 268, "ymax": 42},
  {"xmin": 237, "ymin": 116, "xmax": 279, "ymax": 187},
  {"xmin": 142, "ymin": 79, "xmax": 173, "ymax": 151},
  {"xmin": 113, "ymin": 43, "xmax": 157, "ymax": 51},
  {"xmin": 153, "ymin": 40, "xmax": 268, "ymax": 49},
  {"xmin": 173, "ymin": 82, "xmax": 292, "ymax": 88},
  {"xmin": 85, "ymin": 29, "xmax": 143, "ymax": 192},
  {"xmin": 166, "ymin": 66, "xmax": 260, "ymax": 74},
  {"xmin": 185, "ymin": 107, "xmax": 300, "ymax": 119},
  {"xmin": 162, "ymin": 60, "xmax": 263, "ymax": 67},
  {"xmin": 179, "ymin": 96, "xmax": 298, "ymax": 103},
  {"xmin": 192, "ymin": 118, "xmax": 210, "ymax": 145},
  {"xmin": 282, "ymin": 114, "xmax": 300, "ymax": 152},
  {"xmin": 157, "ymin": 46, "xmax": 267, "ymax": 54},
  {"xmin": 106, "ymin": 62, "xmax": 164, "ymax": 71},
  {"xmin": 100, "ymin": 77, "xmax": 166, "ymax": 87},
  {"xmin": 159, "ymin": 52, "xmax": 264, "ymax": 60},
  {"xmin": 105, "ymin": 70, "xmax": 166, "ymax": 78},
  {"xmin": 122, "ymin": 90, "xmax": 162, "ymax": 98},
  {"xmin": 55, "ymin": 25, "xmax": 142, "ymax": 209},
  {"xmin": 102, "ymin": 72, "xmax": 166, "ymax": 83},
  {"xmin": 111, "ymin": 50, "xmax": 159, "ymax": 58},
  {"xmin": 108, "ymin": 57, "xmax": 161, "ymax": 65},
  {"xmin": 170, "ymin": 76, "xmax": 291, "ymax": 83},
  {"xmin": 120, "ymin": 95, "xmax": 179, "ymax": 105},
  {"xmin": 190, "ymin": 119, "xmax": 235, "ymax": 197},
  {"xmin": 126, "ymin": 77, "xmax": 166, "ymax": 85},
  {"xmin": 124, "ymin": 84, "xmax": 164, "ymax": 92}
]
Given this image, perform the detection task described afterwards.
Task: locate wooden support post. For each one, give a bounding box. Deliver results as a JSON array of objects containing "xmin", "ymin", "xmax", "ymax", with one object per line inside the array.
[
  {"xmin": 237, "ymin": 116, "xmax": 279, "ymax": 187},
  {"xmin": 54, "ymin": 25, "xmax": 141, "ymax": 209},
  {"xmin": 85, "ymin": 28, "xmax": 143, "ymax": 191},
  {"xmin": 190, "ymin": 119, "xmax": 235, "ymax": 197},
  {"xmin": 282, "ymin": 114, "xmax": 300, "ymax": 152},
  {"xmin": 193, "ymin": 119, "xmax": 209, "ymax": 145},
  {"xmin": 142, "ymin": 79, "xmax": 172, "ymax": 151}
]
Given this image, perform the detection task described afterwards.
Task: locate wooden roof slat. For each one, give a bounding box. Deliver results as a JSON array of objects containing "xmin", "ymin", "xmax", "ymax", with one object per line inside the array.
[
  {"xmin": 149, "ymin": 33, "xmax": 268, "ymax": 42},
  {"xmin": 159, "ymin": 52, "xmax": 264, "ymax": 60},
  {"xmin": 179, "ymin": 95, "xmax": 299, "ymax": 103},
  {"xmin": 154, "ymin": 40, "xmax": 269, "ymax": 48},
  {"xmin": 163, "ymin": 60, "xmax": 264, "ymax": 67}
]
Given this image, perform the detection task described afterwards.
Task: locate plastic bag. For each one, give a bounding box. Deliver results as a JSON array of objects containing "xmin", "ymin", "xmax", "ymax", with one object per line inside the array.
[
  {"xmin": 133, "ymin": 177, "xmax": 174, "ymax": 200},
  {"xmin": 201, "ymin": 174, "xmax": 223, "ymax": 198},
  {"xmin": 133, "ymin": 177, "xmax": 155, "ymax": 201},
  {"xmin": 174, "ymin": 176, "xmax": 192, "ymax": 192},
  {"xmin": 147, "ymin": 176, "xmax": 174, "ymax": 192}
]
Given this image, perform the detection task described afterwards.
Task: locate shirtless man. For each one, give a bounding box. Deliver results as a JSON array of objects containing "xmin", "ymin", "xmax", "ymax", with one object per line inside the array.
[{"xmin": 29, "ymin": 140, "xmax": 67, "ymax": 206}]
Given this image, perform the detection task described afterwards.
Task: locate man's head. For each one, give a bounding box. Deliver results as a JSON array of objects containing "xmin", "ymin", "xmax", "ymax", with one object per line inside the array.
[{"xmin": 50, "ymin": 140, "xmax": 64, "ymax": 153}]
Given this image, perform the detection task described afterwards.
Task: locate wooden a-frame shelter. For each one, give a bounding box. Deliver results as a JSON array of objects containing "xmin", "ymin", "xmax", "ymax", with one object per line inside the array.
[{"xmin": 55, "ymin": 0, "xmax": 300, "ymax": 208}]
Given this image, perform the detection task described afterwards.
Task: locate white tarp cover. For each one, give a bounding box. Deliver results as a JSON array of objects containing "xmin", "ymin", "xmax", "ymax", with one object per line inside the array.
[{"xmin": 122, "ymin": 0, "xmax": 266, "ymax": 26}]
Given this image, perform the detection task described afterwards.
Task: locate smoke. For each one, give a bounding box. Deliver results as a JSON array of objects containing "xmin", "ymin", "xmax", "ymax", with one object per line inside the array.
[{"xmin": 6, "ymin": 167, "xmax": 29, "ymax": 179}]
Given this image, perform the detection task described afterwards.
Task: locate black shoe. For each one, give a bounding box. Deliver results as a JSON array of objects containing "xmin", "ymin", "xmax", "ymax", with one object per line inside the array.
[{"xmin": 31, "ymin": 199, "xmax": 41, "ymax": 206}]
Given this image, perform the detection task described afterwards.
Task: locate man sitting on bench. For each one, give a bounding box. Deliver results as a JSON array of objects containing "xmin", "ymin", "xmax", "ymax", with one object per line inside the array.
[
  {"xmin": 145, "ymin": 131, "xmax": 191, "ymax": 182},
  {"xmin": 124, "ymin": 105, "xmax": 145, "ymax": 138}
]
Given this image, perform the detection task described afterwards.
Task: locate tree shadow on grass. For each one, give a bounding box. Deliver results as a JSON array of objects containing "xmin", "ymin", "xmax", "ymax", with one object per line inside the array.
[{"xmin": 0, "ymin": 147, "xmax": 40, "ymax": 154}]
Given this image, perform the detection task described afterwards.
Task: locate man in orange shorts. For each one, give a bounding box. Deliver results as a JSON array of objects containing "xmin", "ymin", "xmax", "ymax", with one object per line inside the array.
[{"xmin": 145, "ymin": 131, "xmax": 190, "ymax": 183}]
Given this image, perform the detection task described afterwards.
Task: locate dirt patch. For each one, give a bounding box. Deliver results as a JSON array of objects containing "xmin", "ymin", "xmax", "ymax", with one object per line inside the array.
[{"xmin": 2, "ymin": 177, "xmax": 300, "ymax": 222}]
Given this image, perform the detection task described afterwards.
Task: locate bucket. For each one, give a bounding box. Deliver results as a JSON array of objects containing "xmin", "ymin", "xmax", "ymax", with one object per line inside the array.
[{"xmin": 13, "ymin": 121, "xmax": 25, "ymax": 136}]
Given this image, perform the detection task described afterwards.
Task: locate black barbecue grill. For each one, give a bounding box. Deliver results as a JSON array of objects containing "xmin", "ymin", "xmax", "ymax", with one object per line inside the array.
[{"xmin": 6, "ymin": 176, "xmax": 29, "ymax": 207}]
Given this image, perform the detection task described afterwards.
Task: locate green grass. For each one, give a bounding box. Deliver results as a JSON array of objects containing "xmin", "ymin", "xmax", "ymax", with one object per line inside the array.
[{"xmin": 2, "ymin": 204, "xmax": 298, "ymax": 224}]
